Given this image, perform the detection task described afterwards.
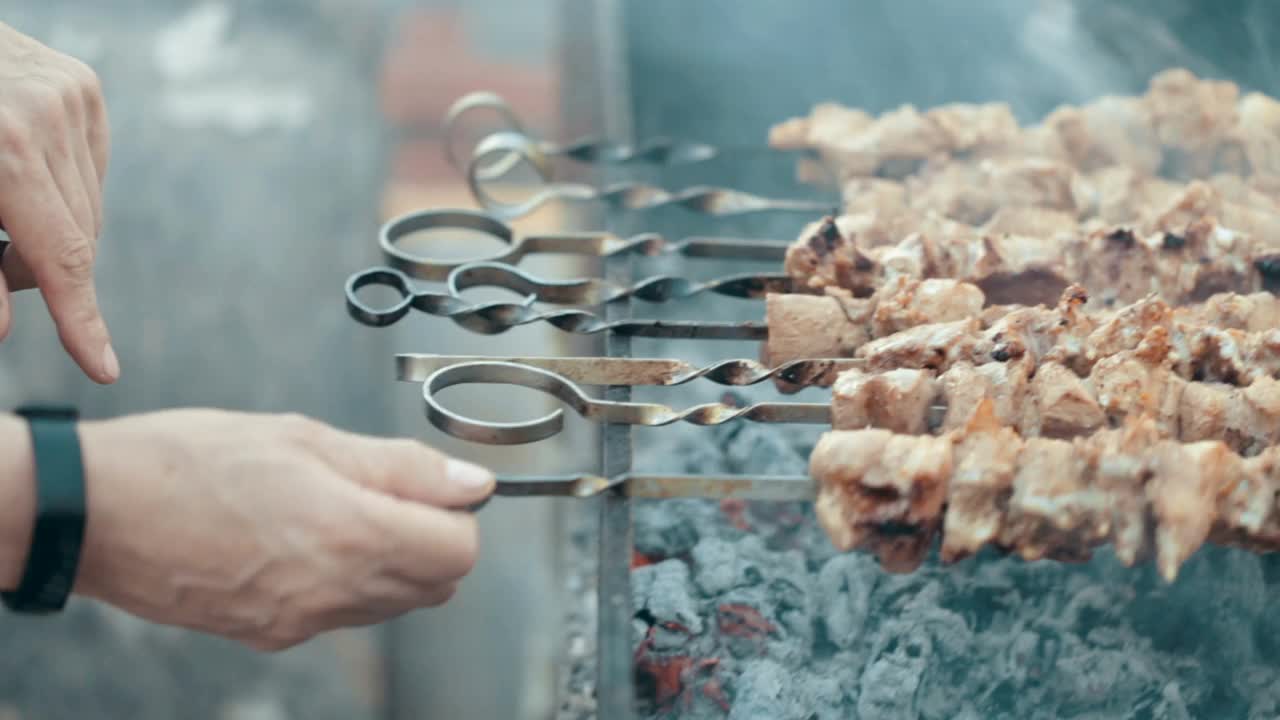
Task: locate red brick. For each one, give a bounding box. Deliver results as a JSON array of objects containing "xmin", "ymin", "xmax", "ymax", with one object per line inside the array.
[{"xmin": 379, "ymin": 8, "xmax": 558, "ymax": 131}]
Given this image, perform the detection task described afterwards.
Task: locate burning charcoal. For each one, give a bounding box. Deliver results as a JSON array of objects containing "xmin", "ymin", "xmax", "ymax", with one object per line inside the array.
[
  {"xmin": 856, "ymin": 644, "xmax": 926, "ymax": 720},
  {"xmin": 875, "ymin": 607, "xmax": 974, "ymax": 719},
  {"xmin": 690, "ymin": 538, "xmax": 742, "ymax": 596},
  {"xmin": 691, "ymin": 535, "xmax": 810, "ymax": 601},
  {"xmin": 728, "ymin": 659, "xmax": 845, "ymax": 720},
  {"xmin": 633, "ymin": 499, "xmax": 722, "ymax": 559},
  {"xmin": 717, "ymin": 422, "xmax": 809, "ymax": 476},
  {"xmin": 1051, "ymin": 637, "xmax": 1164, "ymax": 716},
  {"xmin": 815, "ymin": 554, "xmax": 879, "ymax": 649},
  {"xmin": 1060, "ymin": 585, "xmax": 1123, "ymax": 634},
  {"xmin": 632, "ymin": 560, "xmax": 703, "ymax": 651},
  {"xmin": 1129, "ymin": 682, "xmax": 1194, "ymax": 720},
  {"xmin": 631, "ymin": 619, "xmax": 650, "ymax": 653},
  {"xmin": 711, "ymin": 589, "xmax": 808, "ymax": 666},
  {"xmin": 1237, "ymin": 666, "xmax": 1280, "ymax": 719}
]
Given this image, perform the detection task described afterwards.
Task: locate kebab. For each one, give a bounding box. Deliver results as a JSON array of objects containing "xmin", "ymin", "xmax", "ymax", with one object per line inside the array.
[
  {"xmin": 767, "ymin": 281, "xmax": 1280, "ymax": 385},
  {"xmin": 811, "ymin": 399, "xmax": 1280, "ymax": 582},
  {"xmin": 822, "ymin": 159, "xmax": 1278, "ymax": 247},
  {"xmin": 435, "ymin": 377, "xmax": 1280, "ymax": 584},
  {"xmin": 830, "ymin": 333, "xmax": 1280, "ymax": 457},
  {"xmin": 782, "ymin": 197, "xmax": 1280, "ymax": 310},
  {"xmin": 772, "ymin": 68, "xmax": 1280, "ymax": 182}
]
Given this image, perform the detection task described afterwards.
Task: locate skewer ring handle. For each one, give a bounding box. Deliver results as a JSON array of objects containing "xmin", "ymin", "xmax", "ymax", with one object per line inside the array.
[
  {"xmin": 443, "ymin": 91, "xmax": 530, "ymax": 180},
  {"xmin": 423, "ymin": 361, "xmax": 574, "ymax": 445},
  {"xmin": 344, "ymin": 266, "xmax": 416, "ymax": 327},
  {"xmin": 468, "ymin": 131, "xmax": 569, "ymax": 221},
  {"xmin": 379, "ymin": 208, "xmax": 528, "ymax": 282}
]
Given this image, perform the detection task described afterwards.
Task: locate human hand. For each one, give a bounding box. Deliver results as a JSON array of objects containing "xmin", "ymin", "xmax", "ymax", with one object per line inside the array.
[
  {"xmin": 0, "ymin": 21, "xmax": 115, "ymax": 383},
  {"xmin": 72, "ymin": 409, "xmax": 493, "ymax": 651}
]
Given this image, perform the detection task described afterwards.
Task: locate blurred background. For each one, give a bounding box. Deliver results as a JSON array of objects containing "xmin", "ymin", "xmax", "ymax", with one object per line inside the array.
[
  {"xmin": 0, "ymin": 1, "xmax": 577, "ymax": 719},
  {"xmin": 0, "ymin": 1, "xmax": 1275, "ymax": 719}
]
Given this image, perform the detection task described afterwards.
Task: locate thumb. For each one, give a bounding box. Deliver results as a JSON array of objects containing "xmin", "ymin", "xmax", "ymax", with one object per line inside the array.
[{"xmin": 351, "ymin": 436, "xmax": 495, "ymax": 509}]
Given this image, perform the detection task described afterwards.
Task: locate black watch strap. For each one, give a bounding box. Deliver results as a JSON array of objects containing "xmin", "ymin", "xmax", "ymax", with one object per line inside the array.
[{"xmin": 2, "ymin": 405, "xmax": 86, "ymax": 614}]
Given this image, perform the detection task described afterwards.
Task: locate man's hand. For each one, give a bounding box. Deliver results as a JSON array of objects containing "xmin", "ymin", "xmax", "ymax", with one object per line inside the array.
[
  {"xmin": 0, "ymin": 21, "xmax": 114, "ymax": 383},
  {"xmin": 69, "ymin": 409, "xmax": 493, "ymax": 651}
]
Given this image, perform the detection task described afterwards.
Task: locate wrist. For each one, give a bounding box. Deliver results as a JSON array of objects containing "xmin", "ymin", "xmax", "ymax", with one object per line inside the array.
[
  {"xmin": 0, "ymin": 413, "xmax": 37, "ymax": 591},
  {"xmin": 69, "ymin": 417, "xmax": 124, "ymax": 600}
]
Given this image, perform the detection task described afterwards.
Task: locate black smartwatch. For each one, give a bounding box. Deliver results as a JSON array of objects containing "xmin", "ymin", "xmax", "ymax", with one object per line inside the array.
[{"xmin": 2, "ymin": 405, "xmax": 86, "ymax": 614}]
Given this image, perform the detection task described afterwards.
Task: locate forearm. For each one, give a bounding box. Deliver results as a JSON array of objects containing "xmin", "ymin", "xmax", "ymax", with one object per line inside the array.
[{"xmin": 0, "ymin": 413, "xmax": 35, "ymax": 591}]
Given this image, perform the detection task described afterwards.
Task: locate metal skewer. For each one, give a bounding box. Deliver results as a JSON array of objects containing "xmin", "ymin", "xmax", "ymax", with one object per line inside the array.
[
  {"xmin": 468, "ymin": 131, "xmax": 836, "ymax": 221},
  {"xmin": 345, "ymin": 265, "xmax": 773, "ymax": 337},
  {"xmin": 377, "ymin": 207, "xmax": 789, "ymax": 282},
  {"xmin": 448, "ymin": 262, "xmax": 795, "ymax": 305},
  {"xmin": 420, "ymin": 360, "xmax": 947, "ymax": 445},
  {"xmin": 469, "ymin": 472, "xmax": 816, "ymax": 510},
  {"xmin": 443, "ymin": 91, "xmax": 723, "ymax": 181},
  {"xmin": 396, "ymin": 354, "xmax": 862, "ymax": 388},
  {"xmin": 442, "ymin": 91, "xmax": 828, "ymax": 183}
]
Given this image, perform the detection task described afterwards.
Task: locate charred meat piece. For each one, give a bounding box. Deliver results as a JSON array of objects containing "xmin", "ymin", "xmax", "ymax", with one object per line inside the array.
[
  {"xmin": 811, "ymin": 429, "xmax": 953, "ymax": 572},
  {"xmin": 763, "ymin": 291, "xmax": 872, "ymax": 368},
  {"xmin": 831, "ymin": 367, "xmax": 937, "ymax": 434},
  {"xmin": 811, "ymin": 414, "xmax": 1272, "ymax": 581}
]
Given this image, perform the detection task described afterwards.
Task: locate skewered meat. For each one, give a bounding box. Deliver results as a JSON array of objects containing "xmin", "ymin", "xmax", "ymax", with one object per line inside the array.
[
  {"xmin": 830, "ymin": 368, "xmax": 936, "ymax": 435},
  {"xmin": 1044, "ymin": 96, "xmax": 1162, "ymax": 175},
  {"xmin": 763, "ymin": 276, "xmax": 983, "ymax": 368},
  {"xmin": 811, "ymin": 400, "xmax": 1280, "ymax": 581},
  {"xmin": 809, "ymin": 428, "xmax": 953, "ymax": 572},
  {"xmin": 765, "ymin": 284, "xmax": 1280, "ymax": 392},
  {"xmin": 851, "ymin": 290, "xmax": 1126, "ymax": 376},
  {"xmin": 830, "ymin": 321, "xmax": 1280, "ymax": 455},
  {"xmin": 773, "ymin": 69, "xmax": 1279, "ymax": 181},
  {"xmin": 763, "ymin": 292, "xmax": 872, "ymax": 367},
  {"xmin": 786, "ymin": 196, "xmax": 1280, "ymax": 307}
]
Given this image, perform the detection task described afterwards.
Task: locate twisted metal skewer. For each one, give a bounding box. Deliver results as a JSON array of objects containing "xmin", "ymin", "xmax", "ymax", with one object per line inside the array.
[
  {"xmin": 444, "ymin": 91, "xmax": 718, "ymax": 181},
  {"xmin": 422, "ymin": 361, "xmax": 832, "ymax": 445},
  {"xmin": 448, "ymin": 262, "xmax": 795, "ymax": 305},
  {"xmin": 377, "ymin": 208, "xmax": 790, "ymax": 281},
  {"xmin": 465, "ymin": 472, "xmax": 817, "ymax": 510},
  {"xmin": 345, "ymin": 265, "xmax": 770, "ymax": 338},
  {"xmin": 469, "ymin": 131, "xmax": 835, "ymax": 221},
  {"xmin": 396, "ymin": 354, "xmax": 863, "ymax": 388}
]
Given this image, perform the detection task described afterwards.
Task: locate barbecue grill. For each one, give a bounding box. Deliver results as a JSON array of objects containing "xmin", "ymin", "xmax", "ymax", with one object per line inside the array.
[{"xmin": 348, "ymin": 2, "xmax": 1280, "ymax": 717}]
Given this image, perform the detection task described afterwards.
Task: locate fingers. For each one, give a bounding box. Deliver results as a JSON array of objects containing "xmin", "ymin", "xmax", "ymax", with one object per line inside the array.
[
  {"xmin": 79, "ymin": 65, "xmax": 109, "ymax": 188},
  {"xmin": 0, "ymin": 158, "xmax": 116, "ymax": 383},
  {"xmin": 48, "ymin": 145, "xmax": 96, "ymax": 244},
  {"xmin": 316, "ymin": 425, "xmax": 494, "ymax": 509},
  {"xmin": 70, "ymin": 129, "xmax": 102, "ymax": 237},
  {"xmin": 0, "ymin": 266, "xmax": 12, "ymax": 342},
  {"xmin": 60, "ymin": 58, "xmax": 105, "ymax": 236},
  {"xmin": 370, "ymin": 440, "xmax": 495, "ymax": 509},
  {"xmin": 0, "ymin": 34, "xmax": 112, "ymax": 382},
  {"xmin": 358, "ymin": 490, "xmax": 481, "ymax": 587}
]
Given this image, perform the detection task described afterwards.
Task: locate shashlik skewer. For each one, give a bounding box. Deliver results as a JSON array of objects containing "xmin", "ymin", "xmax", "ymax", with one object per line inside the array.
[
  {"xmin": 810, "ymin": 399, "xmax": 1280, "ymax": 583},
  {"xmin": 472, "ymin": 417, "xmax": 1280, "ymax": 585},
  {"xmin": 413, "ymin": 332, "xmax": 1280, "ymax": 457},
  {"xmin": 395, "ymin": 353, "xmax": 863, "ymax": 389},
  {"xmin": 784, "ymin": 200, "xmax": 1280, "ymax": 309},
  {"xmin": 772, "ymin": 69, "xmax": 1280, "ymax": 183},
  {"xmin": 795, "ymin": 170, "xmax": 1279, "ymax": 264},
  {"xmin": 830, "ymin": 340, "xmax": 1280, "ymax": 456},
  {"xmin": 766, "ymin": 283, "xmax": 1280, "ymax": 388}
]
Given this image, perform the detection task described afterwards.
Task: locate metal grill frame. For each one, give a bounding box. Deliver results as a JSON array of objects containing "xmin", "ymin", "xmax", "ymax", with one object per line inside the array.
[
  {"xmin": 595, "ymin": 253, "xmax": 635, "ymax": 717},
  {"xmin": 585, "ymin": 0, "xmax": 637, "ymax": 716}
]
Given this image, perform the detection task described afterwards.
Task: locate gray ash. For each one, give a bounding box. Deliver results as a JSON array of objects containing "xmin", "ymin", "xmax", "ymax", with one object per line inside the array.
[{"xmin": 630, "ymin": 420, "xmax": 1280, "ymax": 719}]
